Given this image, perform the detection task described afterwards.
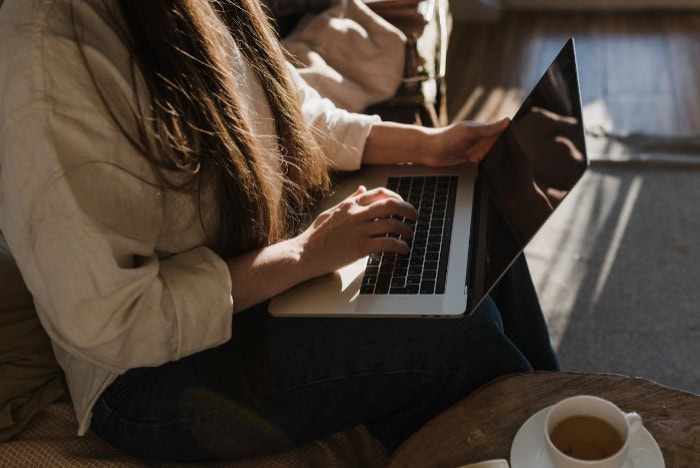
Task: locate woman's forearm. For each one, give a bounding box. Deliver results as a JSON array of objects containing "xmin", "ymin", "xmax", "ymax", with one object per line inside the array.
[
  {"xmin": 361, "ymin": 121, "xmax": 437, "ymax": 166},
  {"xmin": 362, "ymin": 119, "xmax": 510, "ymax": 168},
  {"xmin": 225, "ymin": 237, "xmax": 310, "ymax": 312}
]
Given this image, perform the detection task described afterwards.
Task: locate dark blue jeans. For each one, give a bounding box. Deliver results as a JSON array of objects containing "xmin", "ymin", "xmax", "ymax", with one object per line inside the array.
[{"xmin": 90, "ymin": 254, "xmax": 558, "ymax": 461}]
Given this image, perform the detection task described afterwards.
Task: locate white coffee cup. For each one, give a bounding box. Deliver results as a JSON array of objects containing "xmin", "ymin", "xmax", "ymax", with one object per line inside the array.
[{"xmin": 544, "ymin": 395, "xmax": 642, "ymax": 468}]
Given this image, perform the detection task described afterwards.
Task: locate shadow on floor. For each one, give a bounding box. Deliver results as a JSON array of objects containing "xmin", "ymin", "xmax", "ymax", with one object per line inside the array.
[{"xmin": 525, "ymin": 160, "xmax": 700, "ymax": 394}]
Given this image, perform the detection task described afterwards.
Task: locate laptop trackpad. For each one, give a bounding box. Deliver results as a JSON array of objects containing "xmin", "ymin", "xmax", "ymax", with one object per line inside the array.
[{"xmin": 268, "ymin": 257, "xmax": 367, "ymax": 316}]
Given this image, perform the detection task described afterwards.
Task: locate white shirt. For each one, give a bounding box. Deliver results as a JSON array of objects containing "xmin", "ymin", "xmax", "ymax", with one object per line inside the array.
[{"xmin": 0, "ymin": 0, "xmax": 378, "ymax": 435}]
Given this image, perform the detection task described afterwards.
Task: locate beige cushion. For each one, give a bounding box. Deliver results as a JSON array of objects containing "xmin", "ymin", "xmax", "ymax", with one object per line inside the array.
[
  {"xmin": 0, "ymin": 402, "xmax": 388, "ymax": 467},
  {"xmin": 283, "ymin": 0, "xmax": 406, "ymax": 113},
  {"xmin": 0, "ymin": 238, "xmax": 67, "ymax": 442}
]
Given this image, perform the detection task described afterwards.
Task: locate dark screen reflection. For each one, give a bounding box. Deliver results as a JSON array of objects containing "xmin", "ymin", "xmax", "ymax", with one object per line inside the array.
[{"xmin": 468, "ymin": 39, "xmax": 589, "ymax": 313}]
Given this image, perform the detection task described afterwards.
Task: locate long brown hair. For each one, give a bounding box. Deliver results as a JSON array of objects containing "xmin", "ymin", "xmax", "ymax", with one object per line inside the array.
[{"xmin": 114, "ymin": 0, "xmax": 330, "ymax": 257}]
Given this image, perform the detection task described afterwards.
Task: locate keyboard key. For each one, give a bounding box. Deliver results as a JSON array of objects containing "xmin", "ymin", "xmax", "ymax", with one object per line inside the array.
[
  {"xmin": 374, "ymin": 281, "xmax": 390, "ymax": 294},
  {"xmin": 420, "ymin": 281, "xmax": 436, "ymax": 294},
  {"xmin": 362, "ymin": 275, "xmax": 377, "ymax": 287},
  {"xmin": 391, "ymin": 277, "xmax": 406, "ymax": 288},
  {"xmin": 390, "ymin": 285, "xmax": 419, "ymax": 294},
  {"xmin": 406, "ymin": 275, "xmax": 421, "ymax": 285}
]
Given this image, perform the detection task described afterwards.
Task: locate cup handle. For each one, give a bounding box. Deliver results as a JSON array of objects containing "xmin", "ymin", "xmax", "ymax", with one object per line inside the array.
[{"xmin": 625, "ymin": 412, "xmax": 643, "ymax": 436}]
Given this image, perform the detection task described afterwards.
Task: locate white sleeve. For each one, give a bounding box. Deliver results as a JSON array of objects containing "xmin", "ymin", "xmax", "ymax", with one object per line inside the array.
[{"xmin": 287, "ymin": 63, "xmax": 380, "ymax": 171}]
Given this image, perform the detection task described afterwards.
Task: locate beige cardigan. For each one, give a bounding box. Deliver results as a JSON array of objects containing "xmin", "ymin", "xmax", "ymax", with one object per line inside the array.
[{"xmin": 0, "ymin": 0, "xmax": 378, "ymax": 436}]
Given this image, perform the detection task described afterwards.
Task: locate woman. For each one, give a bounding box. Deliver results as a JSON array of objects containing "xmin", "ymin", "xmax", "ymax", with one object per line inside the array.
[{"xmin": 0, "ymin": 0, "xmax": 558, "ymax": 461}]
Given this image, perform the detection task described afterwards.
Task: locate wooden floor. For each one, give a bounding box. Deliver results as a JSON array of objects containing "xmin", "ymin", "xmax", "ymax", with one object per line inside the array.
[{"xmin": 445, "ymin": 11, "xmax": 700, "ymax": 136}]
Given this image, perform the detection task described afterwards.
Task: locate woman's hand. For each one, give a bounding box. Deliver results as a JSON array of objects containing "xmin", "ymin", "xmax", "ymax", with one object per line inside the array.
[
  {"xmin": 361, "ymin": 118, "xmax": 510, "ymax": 167},
  {"xmin": 225, "ymin": 185, "xmax": 415, "ymax": 311},
  {"xmin": 418, "ymin": 118, "xmax": 510, "ymax": 167},
  {"xmin": 294, "ymin": 185, "xmax": 417, "ymax": 279}
]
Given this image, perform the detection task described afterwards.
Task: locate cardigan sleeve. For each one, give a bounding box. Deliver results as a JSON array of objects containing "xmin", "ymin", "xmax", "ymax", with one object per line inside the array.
[
  {"xmin": 286, "ymin": 63, "xmax": 380, "ymax": 171},
  {"xmin": 1, "ymin": 104, "xmax": 234, "ymax": 374},
  {"xmin": 0, "ymin": 29, "xmax": 233, "ymax": 373}
]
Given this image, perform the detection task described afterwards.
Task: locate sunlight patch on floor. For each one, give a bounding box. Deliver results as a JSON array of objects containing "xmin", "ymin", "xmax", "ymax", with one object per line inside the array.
[
  {"xmin": 587, "ymin": 175, "xmax": 642, "ymax": 312},
  {"xmin": 524, "ymin": 171, "xmax": 636, "ymax": 348}
]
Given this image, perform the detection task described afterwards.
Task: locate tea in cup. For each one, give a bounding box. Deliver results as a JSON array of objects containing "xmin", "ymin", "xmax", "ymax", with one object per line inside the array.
[{"xmin": 544, "ymin": 395, "xmax": 642, "ymax": 468}]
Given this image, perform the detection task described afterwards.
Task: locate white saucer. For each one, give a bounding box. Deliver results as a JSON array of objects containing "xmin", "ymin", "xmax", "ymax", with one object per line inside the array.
[{"xmin": 510, "ymin": 406, "xmax": 665, "ymax": 468}]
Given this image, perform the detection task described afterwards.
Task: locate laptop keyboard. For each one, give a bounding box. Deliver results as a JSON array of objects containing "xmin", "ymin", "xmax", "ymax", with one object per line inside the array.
[{"xmin": 359, "ymin": 175, "xmax": 457, "ymax": 295}]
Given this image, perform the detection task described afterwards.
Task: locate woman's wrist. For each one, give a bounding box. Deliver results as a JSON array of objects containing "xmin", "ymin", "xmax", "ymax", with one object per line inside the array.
[
  {"xmin": 413, "ymin": 126, "xmax": 445, "ymax": 165},
  {"xmin": 225, "ymin": 237, "xmax": 311, "ymax": 311},
  {"xmin": 286, "ymin": 230, "xmax": 321, "ymax": 282}
]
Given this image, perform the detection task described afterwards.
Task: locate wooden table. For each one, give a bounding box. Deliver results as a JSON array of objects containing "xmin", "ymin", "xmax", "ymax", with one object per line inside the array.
[{"xmin": 387, "ymin": 372, "xmax": 700, "ymax": 467}]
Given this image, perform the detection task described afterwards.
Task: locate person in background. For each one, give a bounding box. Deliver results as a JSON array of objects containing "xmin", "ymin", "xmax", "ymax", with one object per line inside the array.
[
  {"xmin": 0, "ymin": 0, "xmax": 558, "ymax": 461},
  {"xmin": 262, "ymin": 0, "xmax": 332, "ymax": 35}
]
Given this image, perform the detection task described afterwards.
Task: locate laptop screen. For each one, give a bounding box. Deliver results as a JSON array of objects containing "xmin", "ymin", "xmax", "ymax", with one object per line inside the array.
[{"xmin": 467, "ymin": 38, "xmax": 589, "ymax": 314}]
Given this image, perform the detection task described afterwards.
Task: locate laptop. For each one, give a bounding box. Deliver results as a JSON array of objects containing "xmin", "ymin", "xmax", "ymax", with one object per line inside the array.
[{"xmin": 269, "ymin": 38, "xmax": 589, "ymax": 318}]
